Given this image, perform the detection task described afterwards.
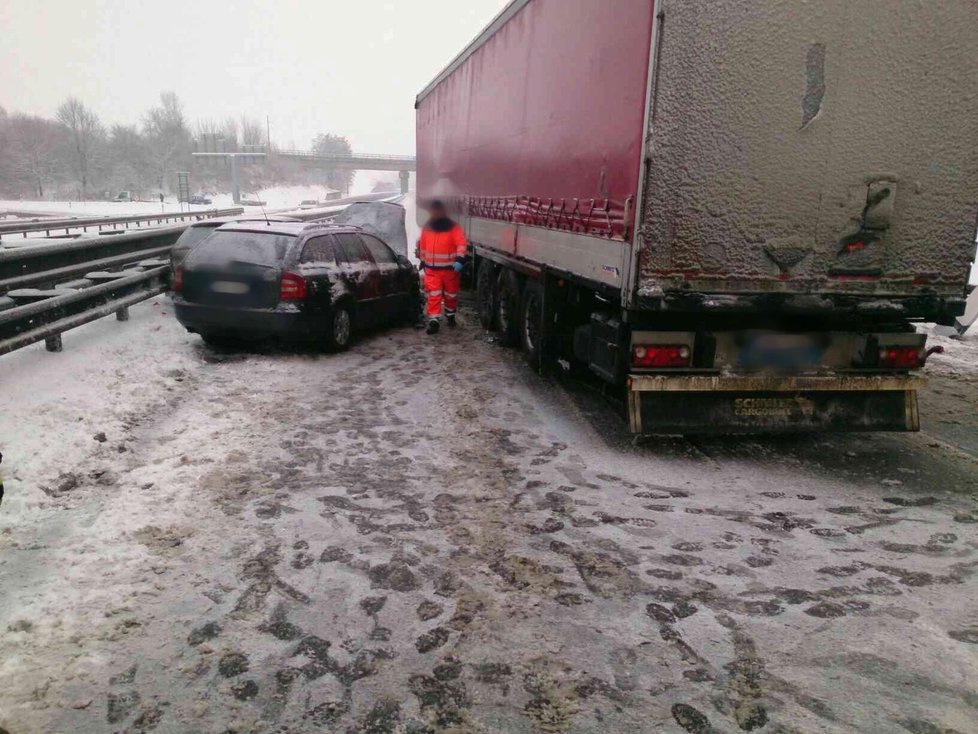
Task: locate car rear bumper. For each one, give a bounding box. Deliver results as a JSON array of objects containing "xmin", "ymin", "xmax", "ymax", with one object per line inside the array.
[
  {"xmin": 627, "ymin": 374, "xmax": 925, "ymax": 434},
  {"xmin": 173, "ymin": 300, "xmax": 314, "ymax": 340}
]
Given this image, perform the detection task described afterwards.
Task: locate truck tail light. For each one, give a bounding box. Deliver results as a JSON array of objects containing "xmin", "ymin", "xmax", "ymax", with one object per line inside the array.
[
  {"xmin": 633, "ymin": 344, "xmax": 691, "ymax": 368},
  {"xmin": 279, "ymin": 272, "xmax": 307, "ymax": 301},
  {"xmin": 878, "ymin": 346, "xmax": 923, "ymax": 369},
  {"xmin": 172, "ymin": 266, "xmax": 184, "ymax": 293}
]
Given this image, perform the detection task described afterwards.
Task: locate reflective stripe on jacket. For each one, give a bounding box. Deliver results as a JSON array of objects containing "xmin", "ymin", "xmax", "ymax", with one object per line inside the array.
[{"xmin": 417, "ymin": 220, "xmax": 467, "ymax": 270}]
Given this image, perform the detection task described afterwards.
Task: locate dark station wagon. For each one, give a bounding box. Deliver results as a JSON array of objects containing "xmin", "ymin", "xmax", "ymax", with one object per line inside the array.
[
  {"xmin": 172, "ymin": 222, "xmax": 420, "ymax": 350},
  {"xmin": 169, "ymin": 214, "xmax": 301, "ymax": 276}
]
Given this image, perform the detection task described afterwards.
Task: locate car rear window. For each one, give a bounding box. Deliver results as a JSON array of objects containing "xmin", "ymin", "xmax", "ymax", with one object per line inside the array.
[
  {"xmin": 186, "ymin": 230, "xmax": 294, "ymax": 268},
  {"xmin": 174, "ymin": 224, "xmax": 219, "ymax": 250}
]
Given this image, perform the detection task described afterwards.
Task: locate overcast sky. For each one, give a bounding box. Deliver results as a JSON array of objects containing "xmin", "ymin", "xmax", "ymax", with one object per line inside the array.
[{"xmin": 0, "ymin": 0, "xmax": 509, "ymax": 154}]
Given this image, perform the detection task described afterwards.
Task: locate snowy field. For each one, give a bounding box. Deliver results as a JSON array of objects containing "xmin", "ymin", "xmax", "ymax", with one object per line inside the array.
[{"xmin": 0, "ymin": 299, "xmax": 196, "ymax": 524}]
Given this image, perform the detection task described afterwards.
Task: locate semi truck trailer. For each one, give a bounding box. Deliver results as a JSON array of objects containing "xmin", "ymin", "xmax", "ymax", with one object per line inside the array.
[{"xmin": 416, "ymin": 0, "xmax": 978, "ymax": 434}]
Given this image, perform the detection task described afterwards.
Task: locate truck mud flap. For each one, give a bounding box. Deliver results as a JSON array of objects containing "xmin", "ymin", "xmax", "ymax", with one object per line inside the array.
[{"xmin": 628, "ymin": 375, "xmax": 923, "ymax": 434}]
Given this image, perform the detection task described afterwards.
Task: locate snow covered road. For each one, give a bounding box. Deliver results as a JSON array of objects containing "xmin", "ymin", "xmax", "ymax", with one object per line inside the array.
[{"xmin": 0, "ymin": 303, "xmax": 977, "ymax": 734}]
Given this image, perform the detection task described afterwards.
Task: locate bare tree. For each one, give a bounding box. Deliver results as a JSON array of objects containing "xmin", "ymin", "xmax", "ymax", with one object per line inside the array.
[
  {"xmin": 194, "ymin": 118, "xmax": 219, "ymax": 137},
  {"xmin": 8, "ymin": 114, "xmax": 65, "ymax": 197},
  {"xmin": 143, "ymin": 91, "xmax": 191, "ymax": 191},
  {"xmin": 107, "ymin": 124, "xmax": 150, "ymax": 190},
  {"xmin": 220, "ymin": 117, "xmax": 239, "ymax": 152},
  {"xmin": 240, "ymin": 117, "xmax": 264, "ymax": 148},
  {"xmin": 0, "ymin": 99, "xmax": 363, "ymax": 200},
  {"xmin": 312, "ymin": 133, "xmax": 355, "ymax": 194},
  {"xmin": 56, "ymin": 97, "xmax": 104, "ymax": 199},
  {"xmin": 194, "ymin": 118, "xmax": 221, "ymax": 150},
  {"xmin": 0, "ymin": 108, "xmax": 10, "ymax": 195}
]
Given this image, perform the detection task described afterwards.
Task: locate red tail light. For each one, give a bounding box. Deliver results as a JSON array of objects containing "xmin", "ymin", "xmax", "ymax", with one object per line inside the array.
[
  {"xmin": 878, "ymin": 346, "xmax": 923, "ymax": 369},
  {"xmin": 633, "ymin": 344, "xmax": 691, "ymax": 368},
  {"xmin": 172, "ymin": 266, "xmax": 184, "ymax": 293},
  {"xmin": 279, "ymin": 272, "xmax": 307, "ymax": 301}
]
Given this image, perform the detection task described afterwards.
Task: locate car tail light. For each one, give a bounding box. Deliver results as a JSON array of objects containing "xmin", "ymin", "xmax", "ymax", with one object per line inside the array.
[
  {"xmin": 279, "ymin": 272, "xmax": 307, "ymax": 301},
  {"xmin": 633, "ymin": 344, "xmax": 691, "ymax": 368},
  {"xmin": 172, "ymin": 266, "xmax": 184, "ymax": 293},
  {"xmin": 878, "ymin": 346, "xmax": 923, "ymax": 369}
]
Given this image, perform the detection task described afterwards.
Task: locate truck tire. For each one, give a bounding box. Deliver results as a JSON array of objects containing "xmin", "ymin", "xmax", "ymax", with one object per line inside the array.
[
  {"xmin": 520, "ymin": 279, "xmax": 545, "ymax": 366},
  {"xmin": 476, "ymin": 260, "xmax": 495, "ymax": 330},
  {"xmin": 496, "ymin": 269, "xmax": 522, "ymax": 347}
]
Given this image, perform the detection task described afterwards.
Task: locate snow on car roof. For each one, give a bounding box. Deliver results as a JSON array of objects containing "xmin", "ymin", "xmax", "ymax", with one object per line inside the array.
[
  {"xmin": 215, "ymin": 221, "xmax": 364, "ymax": 237},
  {"xmin": 188, "ymin": 214, "xmax": 300, "ymax": 229}
]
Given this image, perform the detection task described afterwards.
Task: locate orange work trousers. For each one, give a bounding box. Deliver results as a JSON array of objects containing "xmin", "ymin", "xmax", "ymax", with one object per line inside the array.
[{"xmin": 424, "ymin": 268, "xmax": 461, "ymax": 320}]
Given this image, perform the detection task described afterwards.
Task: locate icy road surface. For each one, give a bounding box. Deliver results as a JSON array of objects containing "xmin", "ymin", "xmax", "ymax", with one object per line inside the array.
[{"xmin": 0, "ymin": 302, "xmax": 976, "ymax": 734}]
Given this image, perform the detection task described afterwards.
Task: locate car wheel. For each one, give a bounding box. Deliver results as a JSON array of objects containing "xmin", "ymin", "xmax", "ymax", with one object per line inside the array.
[
  {"xmin": 476, "ymin": 260, "xmax": 495, "ymax": 330},
  {"xmin": 496, "ymin": 269, "xmax": 522, "ymax": 347},
  {"xmin": 325, "ymin": 305, "xmax": 353, "ymax": 351},
  {"xmin": 520, "ymin": 279, "xmax": 545, "ymax": 367}
]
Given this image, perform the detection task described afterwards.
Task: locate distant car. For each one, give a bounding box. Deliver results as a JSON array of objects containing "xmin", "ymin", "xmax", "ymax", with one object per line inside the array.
[
  {"xmin": 298, "ymin": 199, "xmax": 321, "ymax": 209},
  {"xmin": 169, "ymin": 215, "xmax": 300, "ymax": 275},
  {"xmin": 172, "ymin": 222, "xmax": 420, "ymax": 350},
  {"xmin": 114, "ymin": 191, "xmax": 138, "ymax": 202},
  {"xmin": 190, "ymin": 194, "xmax": 213, "ymax": 205}
]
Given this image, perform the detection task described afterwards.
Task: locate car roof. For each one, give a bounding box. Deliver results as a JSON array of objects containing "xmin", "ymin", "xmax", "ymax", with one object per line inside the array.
[
  {"xmin": 214, "ymin": 221, "xmax": 367, "ymax": 238},
  {"xmin": 188, "ymin": 214, "xmax": 299, "ymax": 228}
]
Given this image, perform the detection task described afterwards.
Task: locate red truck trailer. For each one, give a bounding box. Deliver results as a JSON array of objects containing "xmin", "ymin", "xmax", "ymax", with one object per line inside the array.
[{"xmin": 416, "ymin": 0, "xmax": 978, "ymax": 434}]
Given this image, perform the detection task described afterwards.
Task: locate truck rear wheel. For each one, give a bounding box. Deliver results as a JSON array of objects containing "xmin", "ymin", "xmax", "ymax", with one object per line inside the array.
[
  {"xmin": 520, "ymin": 280, "xmax": 544, "ymax": 366},
  {"xmin": 496, "ymin": 269, "xmax": 522, "ymax": 347},
  {"xmin": 476, "ymin": 260, "xmax": 495, "ymax": 330}
]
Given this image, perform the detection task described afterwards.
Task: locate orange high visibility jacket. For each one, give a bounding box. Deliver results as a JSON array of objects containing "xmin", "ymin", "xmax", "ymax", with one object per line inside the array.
[{"xmin": 417, "ymin": 218, "xmax": 467, "ymax": 270}]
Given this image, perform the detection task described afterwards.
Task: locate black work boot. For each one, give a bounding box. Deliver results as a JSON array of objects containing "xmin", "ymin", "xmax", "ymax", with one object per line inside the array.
[
  {"xmin": 446, "ymin": 314, "xmax": 457, "ymax": 328},
  {"xmin": 426, "ymin": 320, "xmax": 440, "ymax": 335}
]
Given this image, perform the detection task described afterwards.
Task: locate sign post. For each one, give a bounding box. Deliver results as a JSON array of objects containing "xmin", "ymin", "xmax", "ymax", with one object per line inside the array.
[{"xmin": 177, "ymin": 172, "xmax": 191, "ymax": 212}]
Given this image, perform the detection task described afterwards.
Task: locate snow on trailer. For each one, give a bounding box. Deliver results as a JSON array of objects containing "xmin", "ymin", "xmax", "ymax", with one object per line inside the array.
[
  {"xmin": 416, "ymin": 0, "xmax": 978, "ymax": 434},
  {"xmin": 637, "ymin": 1, "xmax": 978, "ymax": 304}
]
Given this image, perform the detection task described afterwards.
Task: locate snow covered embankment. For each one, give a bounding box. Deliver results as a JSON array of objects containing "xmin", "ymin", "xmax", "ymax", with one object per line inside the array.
[{"xmin": 0, "ymin": 300, "xmax": 196, "ymax": 528}]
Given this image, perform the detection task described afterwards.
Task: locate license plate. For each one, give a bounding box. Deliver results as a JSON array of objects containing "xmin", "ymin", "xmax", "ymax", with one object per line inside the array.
[
  {"xmin": 740, "ymin": 334, "xmax": 823, "ymax": 370},
  {"xmin": 211, "ymin": 281, "xmax": 250, "ymax": 295}
]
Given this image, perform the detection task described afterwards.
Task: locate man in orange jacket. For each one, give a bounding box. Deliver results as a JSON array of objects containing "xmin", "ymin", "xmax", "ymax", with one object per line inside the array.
[{"xmin": 417, "ymin": 200, "xmax": 468, "ymax": 334}]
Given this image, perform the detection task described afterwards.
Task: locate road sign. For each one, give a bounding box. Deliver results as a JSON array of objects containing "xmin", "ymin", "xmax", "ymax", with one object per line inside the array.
[{"xmin": 177, "ymin": 172, "xmax": 190, "ymax": 204}]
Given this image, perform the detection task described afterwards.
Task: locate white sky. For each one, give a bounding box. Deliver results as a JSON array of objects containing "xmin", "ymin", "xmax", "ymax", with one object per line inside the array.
[{"xmin": 0, "ymin": 0, "xmax": 509, "ymax": 154}]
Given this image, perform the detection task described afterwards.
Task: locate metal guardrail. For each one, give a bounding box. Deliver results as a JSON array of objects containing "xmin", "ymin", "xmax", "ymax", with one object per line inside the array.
[
  {"xmin": 0, "ymin": 223, "xmax": 187, "ymax": 355},
  {"xmin": 0, "ymin": 266, "xmax": 168, "ymax": 356},
  {"xmin": 0, "ymin": 207, "xmax": 243, "ymax": 239},
  {"xmin": 0, "ymin": 226, "xmax": 185, "ymax": 296}
]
